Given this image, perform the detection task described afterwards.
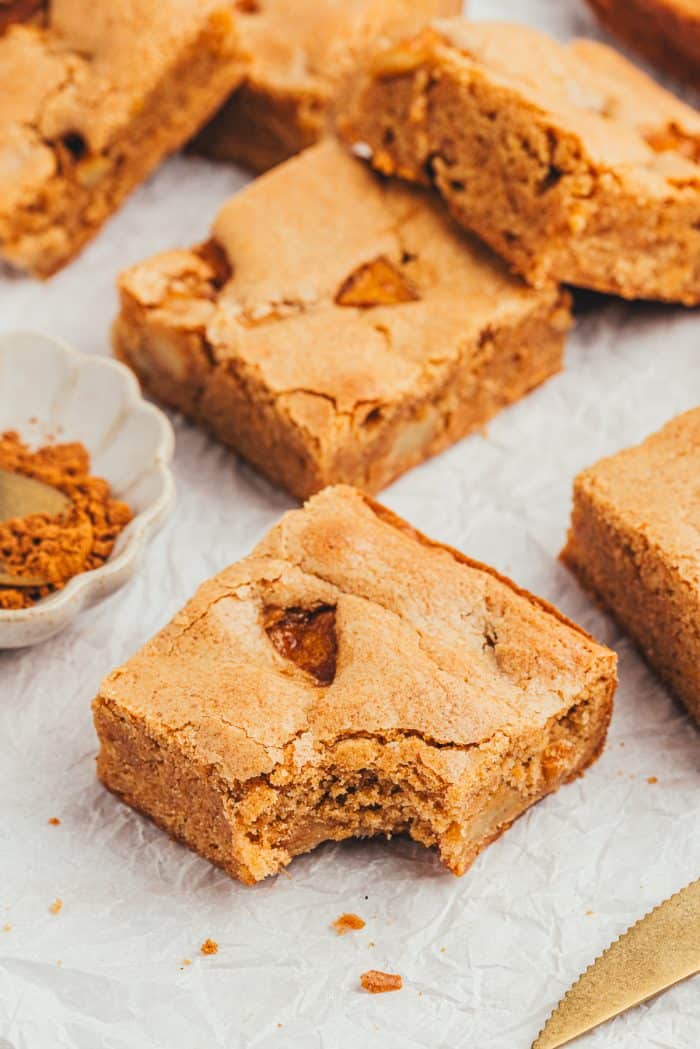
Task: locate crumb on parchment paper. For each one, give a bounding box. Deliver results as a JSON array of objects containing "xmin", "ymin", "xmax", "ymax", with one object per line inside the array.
[
  {"xmin": 360, "ymin": 970, "xmax": 403, "ymax": 993},
  {"xmin": 200, "ymin": 938, "xmax": 218, "ymax": 955},
  {"xmin": 332, "ymin": 913, "xmax": 366, "ymax": 935},
  {"xmin": 2, "ymin": 924, "xmax": 11, "ymax": 932},
  {"xmin": 49, "ymin": 898, "xmax": 62, "ymax": 915},
  {"xmin": 647, "ymin": 776, "xmax": 658, "ymax": 784},
  {"xmin": 48, "ymin": 817, "xmax": 61, "ymax": 825}
]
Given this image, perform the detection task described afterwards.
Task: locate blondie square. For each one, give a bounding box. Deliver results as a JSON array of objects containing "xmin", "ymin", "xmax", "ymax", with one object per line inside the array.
[
  {"xmin": 562, "ymin": 409, "xmax": 700, "ymax": 724},
  {"xmin": 193, "ymin": 0, "xmax": 461, "ymax": 172},
  {"xmin": 341, "ymin": 19, "xmax": 700, "ymax": 304},
  {"xmin": 0, "ymin": 0, "xmax": 247, "ymax": 277},
  {"xmin": 114, "ymin": 140, "xmax": 571, "ymax": 500},
  {"xmin": 94, "ymin": 485, "xmax": 617, "ymax": 885},
  {"xmin": 587, "ymin": 0, "xmax": 700, "ymax": 89}
]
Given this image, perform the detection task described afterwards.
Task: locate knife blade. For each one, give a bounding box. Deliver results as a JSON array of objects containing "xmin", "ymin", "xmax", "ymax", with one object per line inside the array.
[{"xmin": 533, "ymin": 878, "xmax": 700, "ymax": 1049}]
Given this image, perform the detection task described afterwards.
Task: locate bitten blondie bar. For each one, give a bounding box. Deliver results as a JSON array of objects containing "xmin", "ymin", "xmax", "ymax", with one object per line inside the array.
[
  {"xmin": 0, "ymin": 1, "xmax": 247, "ymax": 276},
  {"xmin": 341, "ymin": 19, "xmax": 700, "ymax": 304},
  {"xmin": 193, "ymin": 0, "xmax": 461, "ymax": 172},
  {"xmin": 94, "ymin": 485, "xmax": 617, "ymax": 885},
  {"xmin": 562, "ymin": 409, "xmax": 700, "ymax": 724},
  {"xmin": 114, "ymin": 140, "xmax": 571, "ymax": 500},
  {"xmin": 587, "ymin": 0, "xmax": 700, "ymax": 89}
]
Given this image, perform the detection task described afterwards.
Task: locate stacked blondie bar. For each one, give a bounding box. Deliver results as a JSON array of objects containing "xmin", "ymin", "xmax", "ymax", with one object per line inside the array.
[{"xmin": 2, "ymin": 2, "xmax": 696, "ymax": 884}]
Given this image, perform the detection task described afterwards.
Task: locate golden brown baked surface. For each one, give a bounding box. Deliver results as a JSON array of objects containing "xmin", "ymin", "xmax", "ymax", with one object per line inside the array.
[
  {"xmin": 341, "ymin": 18, "xmax": 700, "ymax": 304},
  {"xmin": 587, "ymin": 0, "xmax": 700, "ymax": 88},
  {"xmin": 94, "ymin": 485, "xmax": 617, "ymax": 884},
  {"xmin": 563, "ymin": 408, "xmax": 700, "ymax": 724},
  {"xmin": 193, "ymin": 0, "xmax": 461, "ymax": 171},
  {"xmin": 0, "ymin": 0, "xmax": 247, "ymax": 276},
  {"xmin": 114, "ymin": 140, "xmax": 570, "ymax": 499}
]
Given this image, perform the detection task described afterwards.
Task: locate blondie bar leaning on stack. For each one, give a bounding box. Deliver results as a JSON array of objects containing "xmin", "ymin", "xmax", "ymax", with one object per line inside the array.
[
  {"xmin": 341, "ymin": 18, "xmax": 700, "ymax": 303},
  {"xmin": 0, "ymin": 0, "xmax": 247, "ymax": 276},
  {"xmin": 194, "ymin": 0, "xmax": 462, "ymax": 172},
  {"xmin": 94, "ymin": 486, "xmax": 617, "ymax": 885},
  {"xmin": 563, "ymin": 409, "xmax": 700, "ymax": 725},
  {"xmin": 114, "ymin": 140, "xmax": 571, "ymax": 499}
]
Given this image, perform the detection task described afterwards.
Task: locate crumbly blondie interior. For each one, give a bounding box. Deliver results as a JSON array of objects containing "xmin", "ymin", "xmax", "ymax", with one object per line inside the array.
[
  {"xmin": 341, "ymin": 20, "xmax": 700, "ymax": 303},
  {"xmin": 114, "ymin": 140, "xmax": 570, "ymax": 499},
  {"xmin": 0, "ymin": 1, "xmax": 247, "ymax": 275},
  {"xmin": 94, "ymin": 486, "xmax": 617, "ymax": 884}
]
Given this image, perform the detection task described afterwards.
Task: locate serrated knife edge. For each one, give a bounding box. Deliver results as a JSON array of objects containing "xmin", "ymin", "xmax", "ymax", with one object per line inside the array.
[{"xmin": 532, "ymin": 878, "xmax": 700, "ymax": 1049}]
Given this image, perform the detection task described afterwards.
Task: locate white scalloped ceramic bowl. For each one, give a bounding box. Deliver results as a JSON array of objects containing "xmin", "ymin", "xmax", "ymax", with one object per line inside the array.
[{"xmin": 0, "ymin": 331, "xmax": 175, "ymax": 647}]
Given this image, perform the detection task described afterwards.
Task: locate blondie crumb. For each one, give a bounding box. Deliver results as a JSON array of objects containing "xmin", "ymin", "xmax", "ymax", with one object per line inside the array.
[
  {"xmin": 332, "ymin": 913, "xmax": 366, "ymax": 935},
  {"xmin": 360, "ymin": 969, "xmax": 403, "ymax": 993},
  {"xmin": 647, "ymin": 776, "xmax": 659, "ymax": 785},
  {"xmin": 48, "ymin": 817, "xmax": 61, "ymax": 826},
  {"xmin": 200, "ymin": 938, "xmax": 219, "ymax": 956},
  {"xmin": 49, "ymin": 898, "xmax": 62, "ymax": 915}
]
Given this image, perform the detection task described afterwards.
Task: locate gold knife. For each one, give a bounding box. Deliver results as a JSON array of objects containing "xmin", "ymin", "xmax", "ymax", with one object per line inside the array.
[{"xmin": 533, "ymin": 879, "xmax": 700, "ymax": 1048}]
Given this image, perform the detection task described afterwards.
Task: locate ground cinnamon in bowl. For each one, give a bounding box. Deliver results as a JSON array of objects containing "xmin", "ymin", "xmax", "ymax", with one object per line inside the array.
[{"xmin": 0, "ymin": 431, "xmax": 133, "ymax": 609}]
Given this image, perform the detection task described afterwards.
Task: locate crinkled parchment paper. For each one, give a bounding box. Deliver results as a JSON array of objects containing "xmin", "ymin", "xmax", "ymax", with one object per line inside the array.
[{"xmin": 1, "ymin": 2, "xmax": 698, "ymax": 1046}]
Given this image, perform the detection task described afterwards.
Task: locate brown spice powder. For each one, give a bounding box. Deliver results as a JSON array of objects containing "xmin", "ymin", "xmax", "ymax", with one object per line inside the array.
[{"xmin": 0, "ymin": 431, "xmax": 132, "ymax": 609}]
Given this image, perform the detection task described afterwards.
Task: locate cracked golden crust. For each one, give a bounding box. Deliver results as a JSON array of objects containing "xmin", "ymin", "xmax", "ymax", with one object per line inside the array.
[
  {"xmin": 114, "ymin": 140, "xmax": 570, "ymax": 498},
  {"xmin": 193, "ymin": 0, "xmax": 461, "ymax": 171},
  {"xmin": 0, "ymin": 1, "xmax": 247, "ymax": 275},
  {"xmin": 341, "ymin": 19, "xmax": 700, "ymax": 302},
  {"xmin": 97, "ymin": 485, "xmax": 617, "ymax": 787}
]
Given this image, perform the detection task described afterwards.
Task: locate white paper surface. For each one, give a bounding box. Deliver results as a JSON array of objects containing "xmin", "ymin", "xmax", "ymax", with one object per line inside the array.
[{"xmin": 1, "ymin": 2, "xmax": 699, "ymax": 1046}]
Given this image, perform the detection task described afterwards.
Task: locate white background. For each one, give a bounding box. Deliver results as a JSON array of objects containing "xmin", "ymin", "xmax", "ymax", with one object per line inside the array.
[{"xmin": 1, "ymin": 2, "xmax": 699, "ymax": 1047}]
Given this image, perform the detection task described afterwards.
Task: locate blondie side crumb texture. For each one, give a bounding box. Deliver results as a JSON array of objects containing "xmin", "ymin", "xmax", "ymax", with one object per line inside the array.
[
  {"xmin": 340, "ymin": 19, "xmax": 700, "ymax": 304},
  {"xmin": 562, "ymin": 409, "xmax": 700, "ymax": 725},
  {"xmin": 587, "ymin": 0, "xmax": 700, "ymax": 89},
  {"xmin": 93, "ymin": 485, "xmax": 617, "ymax": 886},
  {"xmin": 0, "ymin": 0, "xmax": 247, "ymax": 277},
  {"xmin": 114, "ymin": 140, "xmax": 571, "ymax": 500},
  {"xmin": 361, "ymin": 970, "xmax": 403, "ymax": 993},
  {"xmin": 193, "ymin": 0, "xmax": 461, "ymax": 173}
]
